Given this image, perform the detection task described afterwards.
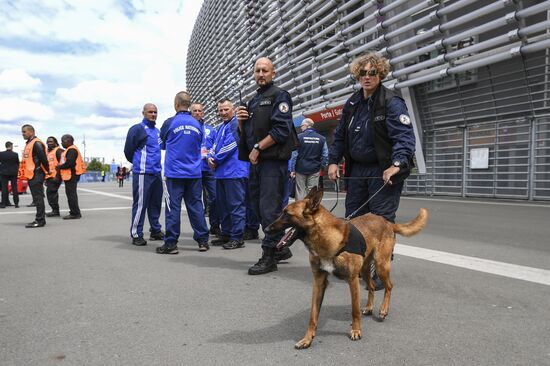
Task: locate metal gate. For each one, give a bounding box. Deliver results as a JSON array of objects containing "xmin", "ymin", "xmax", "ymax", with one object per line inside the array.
[{"xmin": 405, "ymin": 117, "xmax": 550, "ymax": 200}]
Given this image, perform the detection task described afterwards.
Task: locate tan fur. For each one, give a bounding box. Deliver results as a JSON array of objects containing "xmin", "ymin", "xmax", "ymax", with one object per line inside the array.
[{"xmin": 266, "ymin": 187, "xmax": 428, "ymax": 349}]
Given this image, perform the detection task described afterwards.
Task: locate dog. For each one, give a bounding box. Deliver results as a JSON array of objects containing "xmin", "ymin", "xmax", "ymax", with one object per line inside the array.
[{"xmin": 265, "ymin": 186, "xmax": 428, "ymax": 349}]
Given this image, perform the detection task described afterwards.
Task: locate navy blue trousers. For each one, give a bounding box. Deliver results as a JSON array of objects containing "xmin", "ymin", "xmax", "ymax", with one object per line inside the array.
[
  {"xmin": 216, "ymin": 178, "xmax": 247, "ymax": 240},
  {"xmin": 345, "ymin": 163, "xmax": 403, "ymax": 223},
  {"xmin": 249, "ymin": 160, "xmax": 288, "ymax": 248},
  {"xmin": 202, "ymin": 170, "xmax": 219, "ymax": 229},
  {"xmin": 165, "ymin": 177, "xmax": 209, "ymax": 247},
  {"xmin": 245, "ymin": 179, "xmax": 260, "ymax": 232},
  {"xmin": 131, "ymin": 173, "xmax": 162, "ymax": 238}
]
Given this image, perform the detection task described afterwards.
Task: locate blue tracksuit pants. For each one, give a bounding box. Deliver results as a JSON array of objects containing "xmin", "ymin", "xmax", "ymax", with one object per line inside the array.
[
  {"xmin": 131, "ymin": 173, "xmax": 162, "ymax": 238},
  {"xmin": 164, "ymin": 177, "xmax": 209, "ymax": 246},
  {"xmin": 202, "ymin": 170, "xmax": 219, "ymax": 229},
  {"xmin": 216, "ymin": 178, "xmax": 247, "ymax": 240},
  {"xmin": 345, "ymin": 163, "xmax": 403, "ymax": 223}
]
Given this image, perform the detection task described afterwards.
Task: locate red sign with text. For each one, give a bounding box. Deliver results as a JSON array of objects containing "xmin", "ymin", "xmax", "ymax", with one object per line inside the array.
[{"xmin": 306, "ymin": 105, "xmax": 344, "ymax": 123}]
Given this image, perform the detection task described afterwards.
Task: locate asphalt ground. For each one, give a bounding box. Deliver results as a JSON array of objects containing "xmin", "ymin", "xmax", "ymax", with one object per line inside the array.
[{"xmin": 1, "ymin": 182, "xmax": 549, "ymax": 366}]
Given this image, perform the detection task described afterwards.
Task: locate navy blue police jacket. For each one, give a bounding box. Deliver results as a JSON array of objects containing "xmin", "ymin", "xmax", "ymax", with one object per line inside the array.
[{"xmin": 291, "ymin": 128, "xmax": 328, "ymax": 175}]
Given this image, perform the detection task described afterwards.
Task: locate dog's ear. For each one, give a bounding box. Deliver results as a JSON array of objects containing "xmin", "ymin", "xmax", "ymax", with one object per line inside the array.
[{"xmin": 306, "ymin": 186, "xmax": 323, "ymax": 211}]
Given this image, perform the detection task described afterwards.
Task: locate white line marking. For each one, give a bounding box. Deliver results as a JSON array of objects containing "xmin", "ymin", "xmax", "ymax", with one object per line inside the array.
[
  {"xmin": 0, "ymin": 207, "xmax": 132, "ymax": 215},
  {"xmin": 78, "ymin": 188, "xmax": 133, "ymax": 200},
  {"xmin": 395, "ymin": 243, "xmax": 550, "ymax": 286}
]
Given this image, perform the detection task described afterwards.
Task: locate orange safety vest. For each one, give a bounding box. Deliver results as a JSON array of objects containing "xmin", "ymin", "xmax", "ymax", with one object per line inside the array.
[
  {"xmin": 18, "ymin": 138, "xmax": 47, "ymax": 180},
  {"xmin": 60, "ymin": 145, "xmax": 87, "ymax": 181},
  {"xmin": 45, "ymin": 146, "xmax": 60, "ymax": 180}
]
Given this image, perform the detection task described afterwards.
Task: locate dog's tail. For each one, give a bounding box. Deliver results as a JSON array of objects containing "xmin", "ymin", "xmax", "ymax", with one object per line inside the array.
[{"xmin": 392, "ymin": 208, "xmax": 428, "ymax": 237}]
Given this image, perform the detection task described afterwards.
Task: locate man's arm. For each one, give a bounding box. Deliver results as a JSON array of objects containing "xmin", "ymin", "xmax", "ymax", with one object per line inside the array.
[
  {"xmin": 33, "ymin": 141, "xmax": 49, "ymax": 171},
  {"xmin": 57, "ymin": 149, "xmax": 77, "ymax": 169},
  {"xmin": 124, "ymin": 124, "xmax": 147, "ymax": 162}
]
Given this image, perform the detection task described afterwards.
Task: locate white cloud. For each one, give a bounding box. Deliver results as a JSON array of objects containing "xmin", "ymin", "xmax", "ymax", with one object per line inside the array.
[
  {"xmin": 0, "ymin": 0, "xmax": 203, "ymax": 163},
  {"xmin": 0, "ymin": 68, "xmax": 42, "ymax": 91},
  {"xmin": 0, "ymin": 97, "xmax": 54, "ymax": 121}
]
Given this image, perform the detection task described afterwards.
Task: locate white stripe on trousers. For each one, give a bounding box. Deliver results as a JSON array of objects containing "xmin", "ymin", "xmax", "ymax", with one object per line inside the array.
[{"xmin": 131, "ymin": 170, "xmax": 146, "ymax": 238}]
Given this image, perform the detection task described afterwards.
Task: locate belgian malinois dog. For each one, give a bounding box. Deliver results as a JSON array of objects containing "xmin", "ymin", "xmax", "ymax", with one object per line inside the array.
[{"xmin": 265, "ymin": 187, "xmax": 428, "ymax": 349}]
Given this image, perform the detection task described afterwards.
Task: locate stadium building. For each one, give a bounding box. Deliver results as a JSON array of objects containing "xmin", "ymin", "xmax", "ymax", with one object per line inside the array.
[{"xmin": 187, "ymin": 0, "xmax": 550, "ymax": 200}]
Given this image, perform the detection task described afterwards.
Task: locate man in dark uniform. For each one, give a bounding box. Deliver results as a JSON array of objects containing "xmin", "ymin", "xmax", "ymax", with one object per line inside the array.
[
  {"xmin": 45, "ymin": 136, "xmax": 64, "ymax": 217},
  {"xmin": 237, "ymin": 57, "xmax": 299, "ymax": 275},
  {"xmin": 0, "ymin": 141, "xmax": 20, "ymax": 208},
  {"xmin": 290, "ymin": 118, "xmax": 328, "ymax": 200},
  {"xmin": 328, "ymin": 51, "xmax": 416, "ymax": 289},
  {"xmin": 20, "ymin": 124, "xmax": 50, "ymax": 227}
]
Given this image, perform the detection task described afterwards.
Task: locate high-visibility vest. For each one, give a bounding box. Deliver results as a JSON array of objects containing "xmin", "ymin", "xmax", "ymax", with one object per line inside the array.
[
  {"xmin": 60, "ymin": 145, "xmax": 87, "ymax": 181},
  {"xmin": 18, "ymin": 138, "xmax": 47, "ymax": 180},
  {"xmin": 45, "ymin": 147, "xmax": 60, "ymax": 180}
]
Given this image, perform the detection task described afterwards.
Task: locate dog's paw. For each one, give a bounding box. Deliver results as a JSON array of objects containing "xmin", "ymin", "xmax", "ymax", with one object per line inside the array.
[
  {"xmin": 378, "ymin": 311, "xmax": 388, "ymax": 320},
  {"xmin": 349, "ymin": 329, "xmax": 362, "ymax": 341},
  {"xmin": 295, "ymin": 338, "xmax": 313, "ymax": 349},
  {"xmin": 362, "ymin": 308, "xmax": 373, "ymax": 316}
]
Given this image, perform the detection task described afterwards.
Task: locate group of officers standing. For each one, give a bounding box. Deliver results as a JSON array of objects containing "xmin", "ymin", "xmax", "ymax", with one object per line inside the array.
[
  {"xmin": 124, "ymin": 51, "xmax": 416, "ymax": 277},
  {"xmin": 0, "ymin": 126, "xmax": 85, "ymax": 227}
]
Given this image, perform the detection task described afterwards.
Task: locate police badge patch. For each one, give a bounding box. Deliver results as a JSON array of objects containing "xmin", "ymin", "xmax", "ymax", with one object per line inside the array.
[
  {"xmin": 399, "ymin": 114, "xmax": 411, "ymax": 125},
  {"xmin": 279, "ymin": 102, "xmax": 289, "ymax": 113}
]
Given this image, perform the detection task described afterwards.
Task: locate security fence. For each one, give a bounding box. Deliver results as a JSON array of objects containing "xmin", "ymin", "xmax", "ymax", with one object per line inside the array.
[{"xmin": 187, "ymin": 0, "xmax": 550, "ymax": 200}]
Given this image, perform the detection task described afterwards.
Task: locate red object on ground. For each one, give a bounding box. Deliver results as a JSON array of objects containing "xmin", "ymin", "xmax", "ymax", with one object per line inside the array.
[{"xmin": 8, "ymin": 179, "xmax": 28, "ymax": 194}]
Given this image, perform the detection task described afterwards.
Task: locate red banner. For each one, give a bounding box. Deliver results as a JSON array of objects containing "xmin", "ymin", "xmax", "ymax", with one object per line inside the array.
[{"xmin": 306, "ymin": 105, "xmax": 344, "ymax": 123}]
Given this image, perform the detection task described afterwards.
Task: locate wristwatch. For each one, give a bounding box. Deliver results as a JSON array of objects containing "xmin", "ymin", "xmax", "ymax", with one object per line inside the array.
[
  {"xmin": 253, "ymin": 143, "xmax": 261, "ymax": 151},
  {"xmin": 392, "ymin": 160, "xmax": 401, "ymax": 168}
]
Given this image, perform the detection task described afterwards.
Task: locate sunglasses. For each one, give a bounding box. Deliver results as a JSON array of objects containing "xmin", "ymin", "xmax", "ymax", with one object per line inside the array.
[{"xmin": 358, "ymin": 69, "xmax": 378, "ymax": 77}]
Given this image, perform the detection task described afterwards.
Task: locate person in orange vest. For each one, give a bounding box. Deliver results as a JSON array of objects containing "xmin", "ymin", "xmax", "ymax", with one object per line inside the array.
[
  {"xmin": 19, "ymin": 124, "xmax": 50, "ymax": 228},
  {"xmin": 56, "ymin": 134, "xmax": 85, "ymax": 220},
  {"xmin": 45, "ymin": 136, "xmax": 64, "ymax": 217}
]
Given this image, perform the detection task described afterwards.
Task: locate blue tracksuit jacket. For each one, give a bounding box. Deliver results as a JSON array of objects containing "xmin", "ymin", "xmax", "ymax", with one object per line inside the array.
[{"xmin": 124, "ymin": 119, "xmax": 162, "ymax": 174}]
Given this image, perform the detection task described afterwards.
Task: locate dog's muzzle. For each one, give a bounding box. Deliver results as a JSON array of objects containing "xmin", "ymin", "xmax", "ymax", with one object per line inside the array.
[{"xmin": 275, "ymin": 227, "xmax": 305, "ymax": 250}]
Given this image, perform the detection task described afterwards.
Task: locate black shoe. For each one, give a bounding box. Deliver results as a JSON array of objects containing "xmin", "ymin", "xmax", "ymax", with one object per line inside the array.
[
  {"xmin": 274, "ymin": 247, "xmax": 292, "ymax": 262},
  {"xmin": 209, "ymin": 227, "xmax": 221, "ymax": 236},
  {"xmin": 248, "ymin": 249, "xmax": 278, "ymax": 275},
  {"xmin": 27, "ymin": 203, "xmax": 36, "ymax": 207},
  {"xmin": 132, "ymin": 237, "xmax": 147, "ymax": 246},
  {"xmin": 211, "ymin": 236, "xmax": 229, "ymax": 246},
  {"xmin": 0, "ymin": 205, "xmax": 5, "ymax": 209},
  {"xmin": 46, "ymin": 211, "xmax": 60, "ymax": 217},
  {"xmin": 14, "ymin": 204, "xmax": 19, "ymax": 208},
  {"xmin": 198, "ymin": 241, "xmax": 210, "ymax": 252},
  {"xmin": 155, "ymin": 245, "xmax": 179, "ymax": 254},
  {"xmin": 223, "ymin": 240, "xmax": 245, "ymax": 250},
  {"xmin": 149, "ymin": 231, "xmax": 164, "ymax": 241},
  {"xmin": 242, "ymin": 230, "xmax": 259, "ymax": 240},
  {"xmin": 63, "ymin": 214, "xmax": 82, "ymax": 220},
  {"xmin": 25, "ymin": 221, "xmax": 45, "ymax": 228}
]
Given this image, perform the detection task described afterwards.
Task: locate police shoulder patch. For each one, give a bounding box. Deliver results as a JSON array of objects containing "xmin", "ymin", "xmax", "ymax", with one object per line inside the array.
[
  {"xmin": 279, "ymin": 102, "xmax": 290, "ymax": 113},
  {"xmin": 399, "ymin": 114, "xmax": 411, "ymax": 125}
]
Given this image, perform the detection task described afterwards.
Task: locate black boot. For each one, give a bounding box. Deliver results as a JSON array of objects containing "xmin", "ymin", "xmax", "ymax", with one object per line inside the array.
[
  {"xmin": 248, "ymin": 247, "xmax": 277, "ymax": 275},
  {"xmin": 211, "ymin": 235, "xmax": 229, "ymax": 246},
  {"xmin": 274, "ymin": 246, "xmax": 292, "ymax": 262}
]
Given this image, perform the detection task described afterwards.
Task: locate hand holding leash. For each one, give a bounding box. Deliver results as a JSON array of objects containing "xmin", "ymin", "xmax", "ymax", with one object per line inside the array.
[{"xmin": 382, "ymin": 165, "xmax": 400, "ymax": 185}]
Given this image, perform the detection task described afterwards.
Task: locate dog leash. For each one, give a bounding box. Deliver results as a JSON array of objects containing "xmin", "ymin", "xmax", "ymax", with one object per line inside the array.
[{"xmin": 327, "ymin": 176, "xmax": 384, "ymax": 214}]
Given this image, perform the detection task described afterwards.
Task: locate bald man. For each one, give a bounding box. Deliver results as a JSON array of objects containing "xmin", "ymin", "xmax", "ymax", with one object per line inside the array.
[
  {"xmin": 237, "ymin": 57, "xmax": 299, "ymax": 275},
  {"xmin": 290, "ymin": 118, "xmax": 328, "ymax": 200},
  {"xmin": 124, "ymin": 103, "xmax": 164, "ymax": 246}
]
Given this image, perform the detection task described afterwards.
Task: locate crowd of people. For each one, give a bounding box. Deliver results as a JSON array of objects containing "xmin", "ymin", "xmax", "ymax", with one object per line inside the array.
[
  {"xmin": 122, "ymin": 52, "xmax": 416, "ymax": 277},
  {"xmin": 1, "ymin": 52, "xmax": 416, "ymax": 278},
  {"xmin": 0, "ymin": 126, "xmax": 86, "ymax": 227}
]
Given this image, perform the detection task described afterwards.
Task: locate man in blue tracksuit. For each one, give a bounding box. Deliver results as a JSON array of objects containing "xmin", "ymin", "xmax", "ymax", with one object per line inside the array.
[
  {"xmin": 328, "ymin": 52, "xmax": 416, "ymax": 290},
  {"xmin": 290, "ymin": 118, "xmax": 328, "ymax": 200},
  {"xmin": 208, "ymin": 99, "xmax": 249, "ymax": 250},
  {"xmin": 191, "ymin": 102, "xmax": 220, "ymax": 236},
  {"xmin": 158, "ymin": 92, "xmax": 210, "ymax": 254},
  {"xmin": 124, "ymin": 103, "xmax": 163, "ymax": 246}
]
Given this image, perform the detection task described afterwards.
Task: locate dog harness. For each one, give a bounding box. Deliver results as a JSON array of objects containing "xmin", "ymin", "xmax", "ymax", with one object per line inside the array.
[{"xmin": 335, "ymin": 223, "xmax": 366, "ymax": 257}]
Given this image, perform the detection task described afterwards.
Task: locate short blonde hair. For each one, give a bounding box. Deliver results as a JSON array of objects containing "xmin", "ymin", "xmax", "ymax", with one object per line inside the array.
[{"xmin": 349, "ymin": 51, "xmax": 390, "ymax": 80}]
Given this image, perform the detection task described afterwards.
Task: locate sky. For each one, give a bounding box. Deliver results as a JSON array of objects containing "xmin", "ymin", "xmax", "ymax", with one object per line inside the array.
[{"xmin": 0, "ymin": 0, "xmax": 203, "ymax": 165}]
